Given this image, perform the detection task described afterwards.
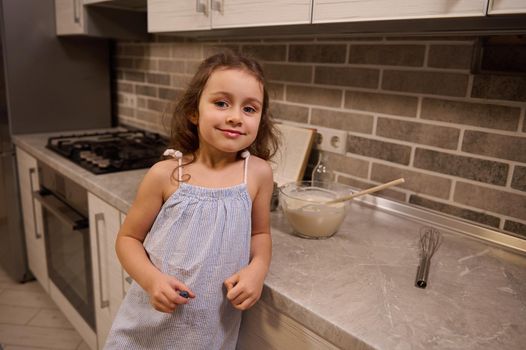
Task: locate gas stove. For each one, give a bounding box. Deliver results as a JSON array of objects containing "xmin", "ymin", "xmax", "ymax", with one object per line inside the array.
[{"xmin": 46, "ymin": 129, "xmax": 168, "ymax": 174}]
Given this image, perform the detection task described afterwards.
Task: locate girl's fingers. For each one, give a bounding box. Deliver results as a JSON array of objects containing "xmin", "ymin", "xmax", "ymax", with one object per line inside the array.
[
  {"xmin": 174, "ymin": 293, "xmax": 191, "ymax": 304},
  {"xmin": 152, "ymin": 291, "xmax": 190, "ymax": 313},
  {"xmin": 233, "ymin": 297, "xmax": 254, "ymax": 311},
  {"xmin": 170, "ymin": 278, "xmax": 196, "ymax": 298},
  {"xmin": 157, "ymin": 304, "xmax": 174, "ymax": 313},
  {"xmin": 230, "ymin": 290, "xmax": 248, "ymax": 306},
  {"xmin": 163, "ymin": 287, "xmax": 191, "ymax": 305},
  {"xmin": 176, "ymin": 288, "xmax": 195, "ymax": 299},
  {"xmin": 224, "ymin": 274, "xmax": 240, "ymax": 293},
  {"xmin": 162, "ymin": 286, "xmax": 179, "ymax": 303},
  {"xmin": 151, "ymin": 297, "xmax": 175, "ymax": 313},
  {"xmin": 226, "ymin": 284, "xmax": 243, "ymax": 301},
  {"xmin": 159, "ymin": 293, "xmax": 177, "ymax": 308}
]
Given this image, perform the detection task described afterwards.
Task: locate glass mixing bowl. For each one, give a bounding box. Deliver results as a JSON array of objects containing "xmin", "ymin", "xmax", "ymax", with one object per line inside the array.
[{"xmin": 279, "ymin": 181, "xmax": 352, "ymax": 239}]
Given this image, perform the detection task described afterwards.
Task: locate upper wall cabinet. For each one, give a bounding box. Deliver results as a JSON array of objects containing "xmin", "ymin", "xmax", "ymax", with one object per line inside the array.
[
  {"xmin": 148, "ymin": 0, "xmax": 212, "ymax": 32},
  {"xmin": 211, "ymin": 0, "xmax": 312, "ymax": 29},
  {"xmin": 487, "ymin": 0, "xmax": 526, "ymax": 14},
  {"xmin": 56, "ymin": 0, "xmax": 85, "ymax": 34},
  {"xmin": 312, "ymin": 0, "xmax": 487, "ymax": 24},
  {"xmin": 55, "ymin": 0, "xmax": 147, "ymax": 39},
  {"xmin": 148, "ymin": 0, "xmax": 312, "ymax": 33}
]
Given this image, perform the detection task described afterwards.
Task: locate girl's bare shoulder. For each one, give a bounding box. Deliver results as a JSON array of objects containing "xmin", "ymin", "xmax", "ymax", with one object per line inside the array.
[
  {"xmin": 141, "ymin": 159, "xmax": 179, "ymax": 189},
  {"xmin": 148, "ymin": 158, "xmax": 178, "ymax": 178},
  {"xmin": 246, "ymin": 156, "xmax": 274, "ymax": 207},
  {"xmin": 248, "ymin": 155, "xmax": 273, "ymax": 185},
  {"xmin": 143, "ymin": 159, "xmax": 181, "ymax": 201}
]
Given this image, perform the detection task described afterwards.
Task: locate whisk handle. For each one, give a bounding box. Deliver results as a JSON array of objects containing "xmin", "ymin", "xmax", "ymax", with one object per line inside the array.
[{"xmin": 415, "ymin": 256, "xmax": 431, "ymax": 288}]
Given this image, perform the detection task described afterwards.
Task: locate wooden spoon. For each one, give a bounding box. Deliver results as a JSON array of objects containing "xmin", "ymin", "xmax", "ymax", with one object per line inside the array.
[{"xmin": 325, "ymin": 178, "xmax": 405, "ymax": 204}]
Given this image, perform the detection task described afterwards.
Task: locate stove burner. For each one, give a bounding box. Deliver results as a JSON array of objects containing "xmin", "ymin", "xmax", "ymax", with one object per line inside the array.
[{"xmin": 47, "ymin": 129, "xmax": 168, "ymax": 174}]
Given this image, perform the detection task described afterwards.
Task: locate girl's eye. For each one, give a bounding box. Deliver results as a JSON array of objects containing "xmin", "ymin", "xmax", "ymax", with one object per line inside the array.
[
  {"xmin": 243, "ymin": 106, "xmax": 257, "ymax": 114},
  {"xmin": 215, "ymin": 101, "xmax": 228, "ymax": 108}
]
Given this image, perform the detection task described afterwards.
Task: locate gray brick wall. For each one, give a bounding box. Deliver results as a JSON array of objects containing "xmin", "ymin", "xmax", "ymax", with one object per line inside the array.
[{"xmin": 113, "ymin": 35, "xmax": 526, "ymax": 239}]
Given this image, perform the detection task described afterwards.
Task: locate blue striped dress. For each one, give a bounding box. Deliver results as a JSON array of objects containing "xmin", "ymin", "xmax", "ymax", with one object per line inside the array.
[{"xmin": 105, "ymin": 151, "xmax": 252, "ymax": 349}]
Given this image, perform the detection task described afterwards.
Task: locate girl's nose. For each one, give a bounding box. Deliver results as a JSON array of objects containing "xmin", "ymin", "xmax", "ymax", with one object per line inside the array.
[{"xmin": 226, "ymin": 108, "xmax": 242, "ymax": 125}]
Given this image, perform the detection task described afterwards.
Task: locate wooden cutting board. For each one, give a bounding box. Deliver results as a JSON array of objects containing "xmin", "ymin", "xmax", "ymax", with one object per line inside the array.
[{"xmin": 271, "ymin": 123, "xmax": 316, "ymax": 187}]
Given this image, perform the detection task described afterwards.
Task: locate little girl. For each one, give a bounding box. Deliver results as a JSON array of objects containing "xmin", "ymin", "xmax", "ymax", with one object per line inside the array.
[{"xmin": 105, "ymin": 51, "xmax": 279, "ymax": 349}]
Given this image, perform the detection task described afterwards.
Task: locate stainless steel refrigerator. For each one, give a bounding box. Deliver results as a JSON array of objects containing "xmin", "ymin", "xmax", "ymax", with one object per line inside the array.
[{"xmin": 0, "ymin": 0, "xmax": 112, "ymax": 282}]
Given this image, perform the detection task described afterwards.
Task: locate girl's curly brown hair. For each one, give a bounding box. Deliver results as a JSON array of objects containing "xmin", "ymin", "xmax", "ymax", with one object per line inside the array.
[{"xmin": 167, "ymin": 50, "xmax": 280, "ymax": 172}]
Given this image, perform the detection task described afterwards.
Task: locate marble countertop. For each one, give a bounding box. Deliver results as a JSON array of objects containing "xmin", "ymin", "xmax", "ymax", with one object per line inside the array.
[{"xmin": 14, "ymin": 131, "xmax": 526, "ymax": 350}]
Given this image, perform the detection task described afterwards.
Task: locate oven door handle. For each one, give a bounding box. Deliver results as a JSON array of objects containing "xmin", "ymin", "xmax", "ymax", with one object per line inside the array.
[{"xmin": 33, "ymin": 190, "xmax": 89, "ymax": 231}]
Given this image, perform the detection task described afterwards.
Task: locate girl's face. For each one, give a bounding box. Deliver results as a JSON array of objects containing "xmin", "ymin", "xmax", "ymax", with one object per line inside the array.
[{"xmin": 194, "ymin": 68, "xmax": 263, "ymax": 155}]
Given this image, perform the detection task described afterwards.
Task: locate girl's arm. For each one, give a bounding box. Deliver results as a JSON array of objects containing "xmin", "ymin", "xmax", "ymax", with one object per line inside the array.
[
  {"xmin": 224, "ymin": 158, "xmax": 273, "ymax": 310},
  {"xmin": 116, "ymin": 162, "xmax": 194, "ymax": 313}
]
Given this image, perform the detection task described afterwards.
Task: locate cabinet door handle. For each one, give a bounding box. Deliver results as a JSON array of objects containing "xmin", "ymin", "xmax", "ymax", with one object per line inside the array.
[
  {"xmin": 211, "ymin": 0, "xmax": 224, "ymax": 15},
  {"xmin": 28, "ymin": 168, "xmax": 42, "ymax": 239},
  {"xmin": 73, "ymin": 0, "xmax": 81, "ymax": 24},
  {"xmin": 125, "ymin": 276, "xmax": 132, "ymax": 284},
  {"xmin": 95, "ymin": 213, "xmax": 110, "ymax": 309},
  {"xmin": 196, "ymin": 0, "xmax": 209, "ymax": 16}
]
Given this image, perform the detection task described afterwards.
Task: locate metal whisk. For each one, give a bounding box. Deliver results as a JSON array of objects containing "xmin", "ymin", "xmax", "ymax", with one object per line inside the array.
[{"xmin": 415, "ymin": 226, "xmax": 442, "ymax": 289}]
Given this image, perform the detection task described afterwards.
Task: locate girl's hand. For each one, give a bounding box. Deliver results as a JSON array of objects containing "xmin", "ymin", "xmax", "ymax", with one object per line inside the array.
[
  {"xmin": 146, "ymin": 273, "xmax": 195, "ymax": 313},
  {"xmin": 224, "ymin": 264, "xmax": 266, "ymax": 310}
]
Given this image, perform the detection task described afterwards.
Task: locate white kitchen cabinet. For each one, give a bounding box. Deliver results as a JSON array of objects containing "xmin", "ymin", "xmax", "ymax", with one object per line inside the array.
[
  {"xmin": 55, "ymin": 0, "xmax": 85, "ymax": 35},
  {"xmin": 148, "ymin": 0, "xmax": 211, "ymax": 32},
  {"xmin": 88, "ymin": 193, "xmax": 124, "ymax": 349},
  {"xmin": 487, "ymin": 0, "xmax": 526, "ymax": 14},
  {"xmin": 15, "ymin": 148, "xmax": 49, "ymax": 292},
  {"xmin": 237, "ymin": 300, "xmax": 340, "ymax": 349},
  {"xmin": 147, "ymin": 0, "xmax": 312, "ymax": 33},
  {"xmin": 211, "ymin": 0, "xmax": 312, "ymax": 29},
  {"xmin": 312, "ymin": 0, "xmax": 487, "ymax": 24},
  {"xmin": 55, "ymin": 0, "xmax": 147, "ymax": 38}
]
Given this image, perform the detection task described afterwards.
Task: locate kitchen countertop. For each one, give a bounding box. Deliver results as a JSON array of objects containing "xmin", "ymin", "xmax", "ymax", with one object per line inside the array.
[{"xmin": 14, "ymin": 131, "xmax": 526, "ymax": 350}]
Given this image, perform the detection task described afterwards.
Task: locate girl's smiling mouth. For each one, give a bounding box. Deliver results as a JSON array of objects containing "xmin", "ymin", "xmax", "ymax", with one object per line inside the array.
[{"xmin": 218, "ymin": 128, "xmax": 246, "ymax": 138}]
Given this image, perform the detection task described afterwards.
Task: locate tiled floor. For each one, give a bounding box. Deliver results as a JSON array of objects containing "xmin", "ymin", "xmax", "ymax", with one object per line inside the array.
[{"xmin": 0, "ymin": 266, "xmax": 90, "ymax": 350}]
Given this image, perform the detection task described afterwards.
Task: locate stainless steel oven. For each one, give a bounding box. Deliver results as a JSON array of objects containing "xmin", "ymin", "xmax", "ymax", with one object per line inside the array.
[{"xmin": 34, "ymin": 161, "xmax": 95, "ymax": 330}]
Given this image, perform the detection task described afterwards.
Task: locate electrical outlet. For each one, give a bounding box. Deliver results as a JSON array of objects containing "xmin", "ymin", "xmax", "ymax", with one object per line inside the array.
[
  {"xmin": 314, "ymin": 126, "xmax": 347, "ymax": 155},
  {"xmin": 121, "ymin": 93, "xmax": 136, "ymax": 107}
]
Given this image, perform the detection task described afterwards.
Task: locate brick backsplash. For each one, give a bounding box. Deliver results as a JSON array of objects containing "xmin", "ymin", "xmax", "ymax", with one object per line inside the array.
[
  {"xmin": 376, "ymin": 117, "xmax": 460, "ymax": 149},
  {"xmin": 345, "ymin": 90, "xmax": 418, "ymax": 117},
  {"xmin": 472, "ymin": 75, "xmax": 526, "ymax": 102},
  {"xmin": 264, "ymin": 63, "xmax": 312, "ymax": 83},
  {"xmin": 113, "ymin": 35, "xmax": 526, "ymax": 238},
  {"xmin": 313, "ymin": 108, "xmax": 374, "ymax": 133},
  {"xmin": 512, "ymin": 166, "xmax": 526, "ymax": 192},
  {"xmin": 289, "ymin": 44, "xmax": 346, "ymax": 63},
  {"xmin": 315, "ymin": 66, "xmax": 380, "ymax": 89},
  {"xmin": 414, "ymin": 148, "xmax": 509, "ymax": 186},
  {"xmin": 420, "ymin": 98, "xmax": 521, "ymax": 131},
  {"xmin": 348, "ymin": 44, "xmax": 425, "ymax": 66},
  {"xmin": 287, "ymin": 84, "xmax": 343, "ymax": 107},
  {"xmin": 382, "ymin": 70, "xmax": 469, "ymax": 97},
  {"xmin": 427, "ymin": 44, "xmax": 473, "ymax": 69}
]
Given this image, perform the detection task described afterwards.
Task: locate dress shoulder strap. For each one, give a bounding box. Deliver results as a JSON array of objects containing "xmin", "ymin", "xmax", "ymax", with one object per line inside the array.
[
  {"xmin": 163, "ymin": 149, "xmax": 183, "ymax": 181},
  {"xmin": 163, "ymin": 149, "xmax": 249, "ymax": 184},
  {"xmin": 241, "ymin": 150, "xmax": 250, "ymax": 184}
]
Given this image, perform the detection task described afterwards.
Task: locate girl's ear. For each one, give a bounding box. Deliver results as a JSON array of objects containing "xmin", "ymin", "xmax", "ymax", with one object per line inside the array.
[{"xmin": 189, "ymin": 113, "xmax": 199, "ymax": 125}]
